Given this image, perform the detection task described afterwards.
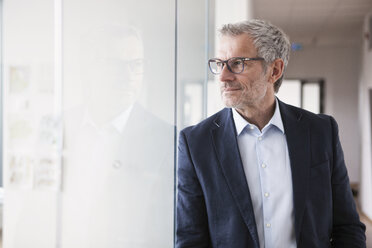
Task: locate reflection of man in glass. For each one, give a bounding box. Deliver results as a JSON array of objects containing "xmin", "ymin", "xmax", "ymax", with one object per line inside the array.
[
  {"xmin": 84, "ymin": 26, "xmax": 145, "ymax": 127},
  {"xmin": 63, "ymin": 25, "xmax": 173, "ymax": 248}
]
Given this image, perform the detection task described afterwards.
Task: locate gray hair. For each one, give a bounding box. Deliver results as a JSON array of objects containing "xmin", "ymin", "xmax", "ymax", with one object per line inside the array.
[{"xmin": 219, "ymin": 19, "xmax": 290, "ymax": 92}]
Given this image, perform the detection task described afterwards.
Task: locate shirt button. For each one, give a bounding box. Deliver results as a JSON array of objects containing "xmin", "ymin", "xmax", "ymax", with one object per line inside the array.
[
  {"xmin": 249, "ymin": 126, "xmax": 254, "ymax": 130},
  {"xmin": 266, "ymin": 223, "xmax": 271, "ymax": 228},
  {"xmin": 258, "ymin": 137, "xmax": 262, "ymax": 141},
  {"xmin": 112, "ymin": 160, "xmax": 122, "ymax": 169},
  {"xmin": 261, "ymin": 163, "xmax": 266, "ymax": 168},
  {"xmin": 264, "ymin": 192, "xmax": 270, "ymax": 197}
]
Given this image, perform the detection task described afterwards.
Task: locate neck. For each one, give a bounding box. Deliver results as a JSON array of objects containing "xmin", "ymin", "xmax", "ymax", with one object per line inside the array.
[
  {"xmin": 235, "ymin": 96, "xmax": 276, "ymax": 131},
  {"xmin": 86, "ymin": 100, "xmax": 132, "ymax": 128}
]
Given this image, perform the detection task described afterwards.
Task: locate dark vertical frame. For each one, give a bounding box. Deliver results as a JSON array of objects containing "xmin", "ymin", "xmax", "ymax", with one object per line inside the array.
[
  {"xmin": 318, "ymin": 80, "xmax": 325, "ymax": 114},
  {"xmin": 369, "ymin": 16, "xmax": 372, "ymax": 51}
]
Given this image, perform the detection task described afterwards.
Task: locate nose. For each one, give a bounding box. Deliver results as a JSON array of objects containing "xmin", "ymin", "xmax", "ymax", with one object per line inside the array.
[{"xmin": 219, "ymin": 63, "xmax": 235, "ymax": 82}]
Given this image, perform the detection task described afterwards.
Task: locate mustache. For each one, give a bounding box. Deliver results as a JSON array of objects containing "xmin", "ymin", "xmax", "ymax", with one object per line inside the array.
[{"xmin": 221, "ymin": 82, "xmax": 242, "ymax": 89}]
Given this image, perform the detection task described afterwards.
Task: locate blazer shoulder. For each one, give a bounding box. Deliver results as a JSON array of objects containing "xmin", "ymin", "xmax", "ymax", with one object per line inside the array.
[
  {"xmin": 181, "ymin": 108, "xmax": 230, "ymax": 137},
  {"xmin": 281, "ymin": 100, "xmax": 334, "ymax": 126}
]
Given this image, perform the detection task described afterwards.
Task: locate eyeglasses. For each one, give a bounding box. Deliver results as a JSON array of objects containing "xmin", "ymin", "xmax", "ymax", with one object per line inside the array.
[
  {"xmin": 208, "ymin": 57, "xmax": 264, "ymax": 75},
  {"xmin": 97, "ymin": 58, "xmax": 145, "ymax": 74}
]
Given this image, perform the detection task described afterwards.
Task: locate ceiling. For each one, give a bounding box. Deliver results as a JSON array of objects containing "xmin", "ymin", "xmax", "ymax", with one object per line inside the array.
[{"xmin": 252, "ymin": 0, "xmax": 372, "ymax": 47}]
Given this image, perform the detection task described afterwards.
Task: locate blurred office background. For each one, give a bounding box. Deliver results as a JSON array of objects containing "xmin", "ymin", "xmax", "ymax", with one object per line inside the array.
[{"xmin": 0, "ymin": 0, "xmax": 372, "ymax": 247}]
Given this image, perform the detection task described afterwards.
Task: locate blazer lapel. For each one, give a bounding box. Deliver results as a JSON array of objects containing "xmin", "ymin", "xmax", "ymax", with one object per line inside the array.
[
  {"xmin": 211, "ymin": 108, "xmax": 260, "ymax": 248},
  {"xmin": 279, "ymin": 101, "xmax": 311, "ymax": 244}
]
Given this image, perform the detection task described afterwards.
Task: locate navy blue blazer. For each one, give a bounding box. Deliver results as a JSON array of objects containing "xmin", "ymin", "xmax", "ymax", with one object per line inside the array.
[{"xmin": 176, "ymin": 100, "xmax": 366, "ymax": 248}]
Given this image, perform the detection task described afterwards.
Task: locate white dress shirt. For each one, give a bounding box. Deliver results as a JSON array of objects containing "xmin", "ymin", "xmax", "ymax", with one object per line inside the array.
[{"xmin": 232, "ymin": 99, "xmax": 297, "ymax": 248}]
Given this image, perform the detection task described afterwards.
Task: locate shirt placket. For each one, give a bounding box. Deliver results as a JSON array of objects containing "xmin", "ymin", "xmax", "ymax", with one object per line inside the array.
[{"xmin": 256, "ymin": 130, "xmax": 273, "ymax": 247}]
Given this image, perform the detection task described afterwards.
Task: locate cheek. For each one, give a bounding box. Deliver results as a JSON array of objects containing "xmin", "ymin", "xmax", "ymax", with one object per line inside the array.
[
  {"xmin": 253, "ymin": 80, "xmax": 270, "ymax": 96},
  {"xmin": 239, "ymin": 80, "xmax": 253, "ymax": 92},
  {"xmin": 240, "ymin": 78, "xmax": 267, "ymax": 95}
]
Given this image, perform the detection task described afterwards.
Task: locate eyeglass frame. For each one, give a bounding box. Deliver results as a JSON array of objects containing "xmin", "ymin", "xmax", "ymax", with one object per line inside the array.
[{"xmin": 208, "ymin": 57, "xmax": 265, "ymax": 75}]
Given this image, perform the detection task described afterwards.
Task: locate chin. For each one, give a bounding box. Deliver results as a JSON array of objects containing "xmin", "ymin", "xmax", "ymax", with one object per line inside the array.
[{"xmin": 222, "ymin": 98, "xmax": 240, "ymax": 108}]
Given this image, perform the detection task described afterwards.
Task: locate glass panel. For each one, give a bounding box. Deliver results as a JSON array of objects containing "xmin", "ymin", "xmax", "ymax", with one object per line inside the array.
[
  {"xmin": 303, "ymin": 83, "xmax": 320, "ymax": 114},
  {"xmin": 3, "ymin": 0, "xmax": 176, "ymax": 247},
  {"xmin": 3, "ymin": 0, "xmax": 60, "ymax": 247},
  {"xmin": 177, "ymin": 0, "xmax": 208, "ymax": 129},
  {"xmin": 207, "ymin": 79, "xmax": 224, "ymax": 116},
  {"xmin": 62, "ymin": 0, "xmax": 175, "ymax": 247},
  {"xmin": 182, "ymin": 82, "xmax": 203, "ymax": 126},
  {"xmin": 276, "ymin": 80, "xmax": 301, "ymax": 108}
]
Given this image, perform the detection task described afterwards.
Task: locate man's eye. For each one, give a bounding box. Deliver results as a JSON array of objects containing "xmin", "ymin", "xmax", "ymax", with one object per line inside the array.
[
  {"xmin": 216, "ymin": 62, "xmax": 224, "ymax": 67},
  {"xmin": 230, "ymin": 60, "xmax": 243, "ymax": 67}
]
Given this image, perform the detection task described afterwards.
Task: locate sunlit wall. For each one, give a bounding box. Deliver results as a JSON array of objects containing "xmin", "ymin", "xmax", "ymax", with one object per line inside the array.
[{"xmin": 359, "ymin": 12, "xmax": 372, "ymax": 221}]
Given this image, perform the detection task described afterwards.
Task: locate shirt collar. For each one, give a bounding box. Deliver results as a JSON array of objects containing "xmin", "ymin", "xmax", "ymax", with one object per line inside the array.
[
  {"xmin": 111, "ymin": 105, "xmax": 134, "ymax": 133},
  {"xmin": 232, "ymin": 98, "xmax": 284, "ymax": 136},
  {"xmin": 270, "ymin": 98, "xmax": 285, "ymax": 133},
  {"xmin": 81, "ymin": 105, "xmax": 133, "ymax": 134},
  {"xmin": 232, "ymin": 107, "xmax": 250, "ymax": 136}
]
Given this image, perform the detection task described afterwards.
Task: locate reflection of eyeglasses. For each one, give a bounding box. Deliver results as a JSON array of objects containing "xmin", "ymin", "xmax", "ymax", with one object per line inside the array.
[
  {"xmin": 100, "ymin": 58, "xmax": 145, "ymax": 74},
  {"xmin": 208, "ymin": 57, "xmax": 264, "ymax": 75}
]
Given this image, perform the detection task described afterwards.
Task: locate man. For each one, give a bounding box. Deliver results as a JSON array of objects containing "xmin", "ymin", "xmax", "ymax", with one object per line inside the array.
[{"xmin": 176, "ymin": 19, "xmax": 366, "ymax": 248}]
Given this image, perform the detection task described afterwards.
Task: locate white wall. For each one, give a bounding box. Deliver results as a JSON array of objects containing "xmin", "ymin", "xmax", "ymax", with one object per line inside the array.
[
  {"xmin": 285, "ymin": 44, "xmax": 362, "ymax": 184},
  {"xmin": 215, "ymin": 0, "xmax": 253, "ymax": 30},
  {"xmin": 359, "ymin": 12, "xmax": 372, "ymax": 220}
]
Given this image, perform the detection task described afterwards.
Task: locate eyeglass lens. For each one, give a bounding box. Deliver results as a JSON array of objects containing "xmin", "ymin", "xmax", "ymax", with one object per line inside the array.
[{"xmin": 209, "ymin": 58, "xmax": 244, "ymax": 74}]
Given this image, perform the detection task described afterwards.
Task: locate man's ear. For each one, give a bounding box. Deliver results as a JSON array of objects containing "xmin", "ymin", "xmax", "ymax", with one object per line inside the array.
[{"xmin": 268, "ymin": 58, "xmax": 284, "ymax": 84}]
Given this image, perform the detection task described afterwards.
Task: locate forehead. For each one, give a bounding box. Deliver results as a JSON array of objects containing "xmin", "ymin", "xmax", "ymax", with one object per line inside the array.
[
  {"xmin": 217, "ymin": 33, "xmax": 257, "ymax": 59},
  {"xmin": 110, "ymin": 36, "xmax": 144, "ymax": 59},
  {"xmin": 87, "ymin": 33, "xmax": 144, "ymax": 60}
]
